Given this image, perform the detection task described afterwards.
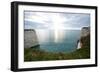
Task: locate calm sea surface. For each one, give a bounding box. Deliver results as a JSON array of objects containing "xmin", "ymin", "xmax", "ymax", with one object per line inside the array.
[{"xmin": 36, "ymin": 30, "xmax": 81, "ymax": 53}]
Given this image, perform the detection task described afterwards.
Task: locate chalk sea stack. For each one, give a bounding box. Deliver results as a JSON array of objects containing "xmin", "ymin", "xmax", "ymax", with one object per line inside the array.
[{"xmin": 24, "ymin": 29, "xmax": 39, "ymax": 48}]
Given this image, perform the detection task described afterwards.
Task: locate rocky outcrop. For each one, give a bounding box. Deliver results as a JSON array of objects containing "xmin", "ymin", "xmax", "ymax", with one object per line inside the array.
[
  {"xmin": 24, "ymin": 29, "xmax": 39, "ymax": 48},
  {"xmin": 77, "ymin": 27, "xmax": 90, "ymax": 49},
  {"xmin": 81, "ymin": 27, "xmax": 90, "ymax": 37}
]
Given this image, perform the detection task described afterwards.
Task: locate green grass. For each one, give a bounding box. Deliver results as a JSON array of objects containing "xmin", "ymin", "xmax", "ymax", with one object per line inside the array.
[{"xmin": 24, "ymin": 34, "xmax": 90, "ymax": 61}]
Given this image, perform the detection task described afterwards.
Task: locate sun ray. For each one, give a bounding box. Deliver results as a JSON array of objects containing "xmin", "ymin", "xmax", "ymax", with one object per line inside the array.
[{"xmin": 52, "ymin": 13, "xmax": 63, "ymax": 42}]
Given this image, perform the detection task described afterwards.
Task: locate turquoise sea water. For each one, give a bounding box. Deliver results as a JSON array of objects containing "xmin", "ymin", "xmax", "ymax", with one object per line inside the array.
[{"xmin": 36, "ymin": 30, "xmax": 81, "ymax": 53}]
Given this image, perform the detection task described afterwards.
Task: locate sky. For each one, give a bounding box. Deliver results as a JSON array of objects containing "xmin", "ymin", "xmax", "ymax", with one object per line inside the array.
[{"xmin": 24, "ymin": 11, "xmax": 90, "ymax": 30}]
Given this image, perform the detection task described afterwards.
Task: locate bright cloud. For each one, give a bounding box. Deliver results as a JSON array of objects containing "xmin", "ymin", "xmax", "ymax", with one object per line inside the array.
[{"xmin": 24, "ymin": 11, "xmax": 90, "ymax": 30}]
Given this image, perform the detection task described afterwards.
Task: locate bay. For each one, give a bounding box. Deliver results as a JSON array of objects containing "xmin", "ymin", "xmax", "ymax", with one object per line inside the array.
[{"xmin": 36, "ymin": 30, "xmax": 81, "ymax": 53}]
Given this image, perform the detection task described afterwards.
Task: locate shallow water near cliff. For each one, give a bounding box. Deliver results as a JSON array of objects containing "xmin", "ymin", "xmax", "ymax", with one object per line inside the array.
[{"xmin": 36, "ymin": 30, "xmax": 81, "ymax": 53}]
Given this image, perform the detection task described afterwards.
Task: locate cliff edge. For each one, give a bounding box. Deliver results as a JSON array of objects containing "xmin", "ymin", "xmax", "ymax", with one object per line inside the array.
[{"xmin": 77, "ymin": 27, "xmax": 90, "ymax": 49}]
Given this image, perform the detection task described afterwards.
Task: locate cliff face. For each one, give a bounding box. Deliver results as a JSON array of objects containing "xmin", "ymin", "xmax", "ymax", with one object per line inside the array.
[
  {"xmin": 77, "ymin": 27, "xmax": 90, "ymax": 49},
  {"xmin": 24, "ymin": 29, "xmax": 39, "ymax": 48},
  {"xmin": 81, "ymin": 27, "xmax": 90, "ymax": 37}
]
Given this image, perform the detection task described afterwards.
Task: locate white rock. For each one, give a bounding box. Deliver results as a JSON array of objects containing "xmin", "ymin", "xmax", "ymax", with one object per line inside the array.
[{"xmin": 24, "ymin": 29, "xmax": 39, "ymax": 48}]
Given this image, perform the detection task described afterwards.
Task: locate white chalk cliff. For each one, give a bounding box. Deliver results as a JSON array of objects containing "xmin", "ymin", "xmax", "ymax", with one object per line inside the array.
[{"xmin": 24, "ymin": 29, "xmax": 39, "ymax": 48}]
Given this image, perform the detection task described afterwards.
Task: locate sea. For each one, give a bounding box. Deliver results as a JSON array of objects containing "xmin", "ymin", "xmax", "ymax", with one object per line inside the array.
[{"xmin": 36, "ymin": 29, "xmax": 81, "ymax": 53}]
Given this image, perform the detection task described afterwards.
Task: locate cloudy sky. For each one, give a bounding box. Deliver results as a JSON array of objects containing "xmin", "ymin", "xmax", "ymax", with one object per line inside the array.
[{"xmin": 24, "ymin": 11, "xmax": 90, "ymax": 30}]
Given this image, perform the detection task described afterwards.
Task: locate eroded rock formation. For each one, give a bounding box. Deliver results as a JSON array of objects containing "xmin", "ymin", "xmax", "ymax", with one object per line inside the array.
[{"xmin": 77, "ymin": 27, "xmax": 90, "ymax": 49}]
